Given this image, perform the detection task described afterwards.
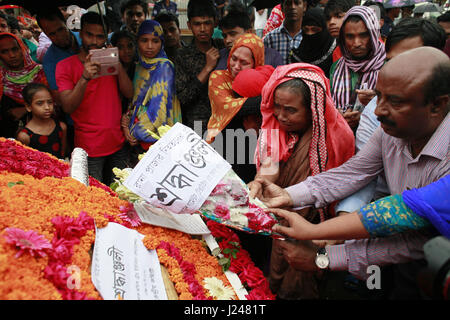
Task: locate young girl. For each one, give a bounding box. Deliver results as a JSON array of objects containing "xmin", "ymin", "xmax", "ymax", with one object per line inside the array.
[{"xmin": 16, "ymin": 83, "xmax": 67, "ymax": 159}]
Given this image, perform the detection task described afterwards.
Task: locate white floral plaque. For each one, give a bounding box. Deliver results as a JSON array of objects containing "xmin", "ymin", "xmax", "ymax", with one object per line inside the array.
[
  {"xmin": 124, "ymin": 123, "xmax": 231, "ymax": 214},
  {"xmin": 91, "ymin": 223, "xmax": 167, "ymax": 300}
]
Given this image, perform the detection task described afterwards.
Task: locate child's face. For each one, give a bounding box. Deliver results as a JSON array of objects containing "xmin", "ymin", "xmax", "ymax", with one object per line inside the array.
[
  {"xmin": 27, "ymin": 89, "xmax": 54, "ymax": 119},
  {"xmin": 117, "ymin": 37, "xmax": 135, "ymax": 65},
  {"xmin": 326, "ymin": 11, "xmax": 347, "ymax": 38}
]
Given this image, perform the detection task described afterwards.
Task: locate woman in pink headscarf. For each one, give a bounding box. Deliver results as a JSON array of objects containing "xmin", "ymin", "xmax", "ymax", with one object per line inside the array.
[{"xmin": 250, "ymin": 63, "xmax": 355, "ymax": 299}]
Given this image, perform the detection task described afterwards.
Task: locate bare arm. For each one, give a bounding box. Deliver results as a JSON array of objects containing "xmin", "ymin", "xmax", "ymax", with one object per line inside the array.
[
  {"xmin": 271, "ymin": 208, "xmax": 370, "ymax": 240},
  {"xmin": 117, "ymin": 63, "xmax": 133, "ymax": 99},
  {"xmin": 59, "ymin": 53, "xmax": 100, "ymax": 115}
]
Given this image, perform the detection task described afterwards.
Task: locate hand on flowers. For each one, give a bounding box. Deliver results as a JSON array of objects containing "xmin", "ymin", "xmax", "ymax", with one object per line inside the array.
[
  {"xmin": 276, "ymin": 239, "xmax": 319, "ymax": 272},
  {"xmin": 270, "ymin": 208, "xmax": 315, "ymax": 240},
  {"xmin": 248, "ymin": 178, "xmax": 293, "ymax": 209}
]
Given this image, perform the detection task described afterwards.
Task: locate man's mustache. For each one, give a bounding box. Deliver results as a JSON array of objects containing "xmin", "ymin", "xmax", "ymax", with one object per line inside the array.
[{"xmin": 377, "ymin": 116, "xmax": 396, "ymax": 127}]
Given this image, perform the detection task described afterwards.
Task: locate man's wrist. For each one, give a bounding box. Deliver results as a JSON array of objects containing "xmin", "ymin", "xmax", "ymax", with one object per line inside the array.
[{"xmin": 81, "ymin": 74, "xmax": 91, "ymax": 81}]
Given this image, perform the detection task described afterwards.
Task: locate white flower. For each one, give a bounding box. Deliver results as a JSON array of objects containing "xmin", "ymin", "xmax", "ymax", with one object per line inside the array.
[{"xmin": 203, "ymin": 277, "xmax": 235, "ymax": 300}]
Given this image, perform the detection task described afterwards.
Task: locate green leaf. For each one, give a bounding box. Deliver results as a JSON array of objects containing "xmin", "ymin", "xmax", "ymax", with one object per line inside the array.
[
  {"xmin": 223, "ymin": 248, "xmax": 231, "ymax": 255},
  {"xmin": 7, "ymin": 182, "xmax": 16, "ymax": 188},
  {"xmin": 228, "ymin": 241, "xmax": 240, "ymax": 248},
  {"xmin": 218, "ymin": 257, "xmax": 230, "ymax": 266}
]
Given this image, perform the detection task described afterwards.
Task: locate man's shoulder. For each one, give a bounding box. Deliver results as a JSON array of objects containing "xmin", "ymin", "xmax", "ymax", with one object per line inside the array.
[{"xmin": 55, "ymin": 54, "xmax": 80, "ymax": 72}]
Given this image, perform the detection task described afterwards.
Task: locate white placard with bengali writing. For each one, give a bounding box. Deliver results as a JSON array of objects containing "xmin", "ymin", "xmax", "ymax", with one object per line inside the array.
[
  {"xmin": 91, "ymin": 222, "xmax": 167, "ymax": 300},
  {"xmin": 123, "ymin": 123, "xmax": 231, "ymax": 214}
]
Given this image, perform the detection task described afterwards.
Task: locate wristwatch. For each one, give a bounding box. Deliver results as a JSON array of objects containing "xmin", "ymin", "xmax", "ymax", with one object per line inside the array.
[{"xmin": 315, "ymin": 247, "xmax": 330, "ymax": 269}]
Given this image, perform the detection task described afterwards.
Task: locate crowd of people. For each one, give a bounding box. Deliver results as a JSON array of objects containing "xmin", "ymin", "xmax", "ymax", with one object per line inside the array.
[{"xmin": 0, "ymin": 0, "xmax": 449, "ymax": 300}]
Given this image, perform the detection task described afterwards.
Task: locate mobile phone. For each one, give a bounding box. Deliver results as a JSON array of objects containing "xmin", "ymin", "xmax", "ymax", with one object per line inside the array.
[{"xmin": 89, "ymin": 47, "xmax": 119, "ymax": 78}]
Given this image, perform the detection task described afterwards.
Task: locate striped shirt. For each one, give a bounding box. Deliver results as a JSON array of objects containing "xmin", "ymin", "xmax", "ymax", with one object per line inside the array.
[
  {"xmin": 263, "ymin": 24, "xmax": 302, "ymax": 65},
  {"xmin": 286, "ymin": 113, "xmax": 450, "ymax": 279}
]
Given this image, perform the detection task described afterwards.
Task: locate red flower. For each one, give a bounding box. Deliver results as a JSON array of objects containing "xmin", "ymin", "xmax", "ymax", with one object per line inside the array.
[
  {"xmin": 206, "ymin": 221, "xmax": 235, "ymax": 240},
  {"xmin": 245, "ymin": 284, "xmax": 276, "ymax": 300},
  {"xmin": 241, "ymin": 264, "xmax": 266, "ymax": 288}
]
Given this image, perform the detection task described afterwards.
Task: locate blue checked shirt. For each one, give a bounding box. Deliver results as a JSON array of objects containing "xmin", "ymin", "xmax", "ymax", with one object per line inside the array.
[{"xmin": 263, "ymin": 24, "xmax": 303, "ymax": 65}]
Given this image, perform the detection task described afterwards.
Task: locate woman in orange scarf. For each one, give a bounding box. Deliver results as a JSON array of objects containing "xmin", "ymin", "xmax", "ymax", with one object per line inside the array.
[
  {"xmin": 206, "ymin": 33, "xmax": 273, "ymax": 144},
  {"xmin": 251, "ymin": 63, "xmax": 355, "ymax": 299}
]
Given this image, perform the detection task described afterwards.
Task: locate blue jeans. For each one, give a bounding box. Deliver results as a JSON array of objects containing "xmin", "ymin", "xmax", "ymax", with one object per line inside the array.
[{"xmin": 87, "ymin": 144, "xmax": 130, "ymax": 186}]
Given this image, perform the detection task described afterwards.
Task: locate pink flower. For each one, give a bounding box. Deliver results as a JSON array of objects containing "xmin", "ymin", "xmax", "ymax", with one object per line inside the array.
[
  {"xmin": 118, "ymin": 205, "xmax": 142, "ymax": 227},
  {"xmin": 4, "ymin": 227, "xmax": 52, "ymax": 258},
  {"xmin": 214, "ymin": 203, "xmax": 230, "ymax": 220}
]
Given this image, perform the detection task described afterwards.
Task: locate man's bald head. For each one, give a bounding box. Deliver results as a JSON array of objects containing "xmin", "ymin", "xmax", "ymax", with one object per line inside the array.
[{"xmin": 381, "ymin": 46, "xmax": 449, "ymax": 105}]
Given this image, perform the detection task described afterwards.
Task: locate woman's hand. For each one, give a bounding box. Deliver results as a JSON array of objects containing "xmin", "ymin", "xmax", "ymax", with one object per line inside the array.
[
  {"xmin": 121, "ymin": 113, "xmax": 138, "ymax": 146},
  {"xmin": 270, "ymin": 208, "xmax": 315, "ymax": 240},
  {"xmin": 248, "ymin": 177, "xmax": 293, "ymax": 208}
]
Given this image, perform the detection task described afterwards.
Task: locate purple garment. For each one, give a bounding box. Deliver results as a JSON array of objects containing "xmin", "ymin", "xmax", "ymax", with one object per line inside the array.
[{"xmin": 403, "ymin": 175, "xmax": 450, "ymax": 238}]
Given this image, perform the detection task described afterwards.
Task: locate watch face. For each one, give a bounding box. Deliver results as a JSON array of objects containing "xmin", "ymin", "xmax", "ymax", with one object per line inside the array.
[{"xmin": 315, "ymin": 255, "xmax": 329, "ymax": 269}]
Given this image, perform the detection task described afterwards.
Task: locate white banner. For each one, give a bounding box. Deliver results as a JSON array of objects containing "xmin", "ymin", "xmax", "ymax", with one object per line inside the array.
[
  {"xmin": 91, "ymin": 223, "xmax": 167, "ymax": 300},
  {"xmin": 124, "ymin": 123, "xmax": 231, "ymax": 214}
]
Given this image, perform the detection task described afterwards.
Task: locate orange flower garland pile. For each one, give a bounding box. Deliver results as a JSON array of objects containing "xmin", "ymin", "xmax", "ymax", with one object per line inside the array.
[{"xmin": 0, "ymin": 138, "xmax": 274, "ymax": 300}]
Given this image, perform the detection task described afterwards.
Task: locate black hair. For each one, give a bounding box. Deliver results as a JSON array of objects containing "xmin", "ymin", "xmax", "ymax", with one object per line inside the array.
[
  {"xmin": 385, "ymin": 18, "xmax": 446, "ymax": 52},
  {"xmin": 22, "ymin": 83, "xmax": 51, "ymax": 105},
  {"xmin": 120, "ymin": 0, "xmax": 149, "ymax": 16},
  {"xmin": 0, "ymin": 11, "xmax": 8, "ymax": 22},
  {"xmin": 154, "ymin": 11, "xmax": 180, "ymax": 29},
  {"xmin": 35, "ymin": 7, "xmax": 66, "ymax": 29},
  {"xmin": 110, "ymin": 29, "xmax": 136, "ymax": 46},
  {"xmin": 275, "ymin": 78, "xmax": 312, "ymax": 109},
  {"xmin": 345, "ymin": 15, "xmax": 363, "ymax": 25},
  {"xmin": 324, "ymin": 0, "xmax": 355, "ymax": 20},
  {"xmin": 437, "ymin": 11, "xmax": 450, "ymax": 24},
  {"xmin": 80, "ymin": 11, "xmax": 109, "ymax": 32},
  {"xmin": 224, "ymin": 0, "xmax": 246, "ymax": 14},
  {"xmin": 187, "ymin": 0, "xmax": 217, "ymax": 21},
  {"xmin": 219, "ymin": 9, "xmax": 252, "ymax": 31},
  {"xmin": 5, "ymin": 14, "xmax": 20, "ymax": 32},
  {"xmin": 423, "ymin": 62, "xmax": 450, "ymax": 106}
]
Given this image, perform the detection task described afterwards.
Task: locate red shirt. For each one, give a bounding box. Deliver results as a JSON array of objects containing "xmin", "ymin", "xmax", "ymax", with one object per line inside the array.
[{"xmin": 56, "ymin": 55, "xmax": 124, "ymax": 157}]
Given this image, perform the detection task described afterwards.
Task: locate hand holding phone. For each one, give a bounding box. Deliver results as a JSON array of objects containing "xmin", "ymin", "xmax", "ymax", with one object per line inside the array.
[{"xmin": 89, "ymin": 47, "xmax": 120, "ymax": 79}]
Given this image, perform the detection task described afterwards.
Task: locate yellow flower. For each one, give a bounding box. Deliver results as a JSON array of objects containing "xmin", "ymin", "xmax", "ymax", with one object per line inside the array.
[{"xmin": 203, "ymin": 277, "xmax": 235, "ymax": 300}]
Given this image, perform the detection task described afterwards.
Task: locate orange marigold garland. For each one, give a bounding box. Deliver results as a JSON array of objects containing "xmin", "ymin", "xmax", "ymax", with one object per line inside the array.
[{"xmin": 0, "ymin": 138, "xmax": 274, "ymax": 300}]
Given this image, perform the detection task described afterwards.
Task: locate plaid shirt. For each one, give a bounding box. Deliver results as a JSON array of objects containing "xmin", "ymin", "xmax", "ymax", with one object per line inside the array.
[{"xmin": 263, "ymin": 24, "xmax": 302, "ymax": 65}]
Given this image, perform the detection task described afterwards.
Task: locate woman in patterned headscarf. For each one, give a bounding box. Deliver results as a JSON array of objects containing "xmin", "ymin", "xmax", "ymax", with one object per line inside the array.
[
  {"xmin": 0, "ymin": 32, "xmax": 48, "ymax": 138},
  {"xmin": 250, "ymin": 63, "xmax": 355, "ymax": 299},
  {"xmin": 124, "ymin": 20, "xmax": 181, "ymax": 151},
  {"xmin": 206, "ymin": 33, "xmax": 274, "ymax": 144}
]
